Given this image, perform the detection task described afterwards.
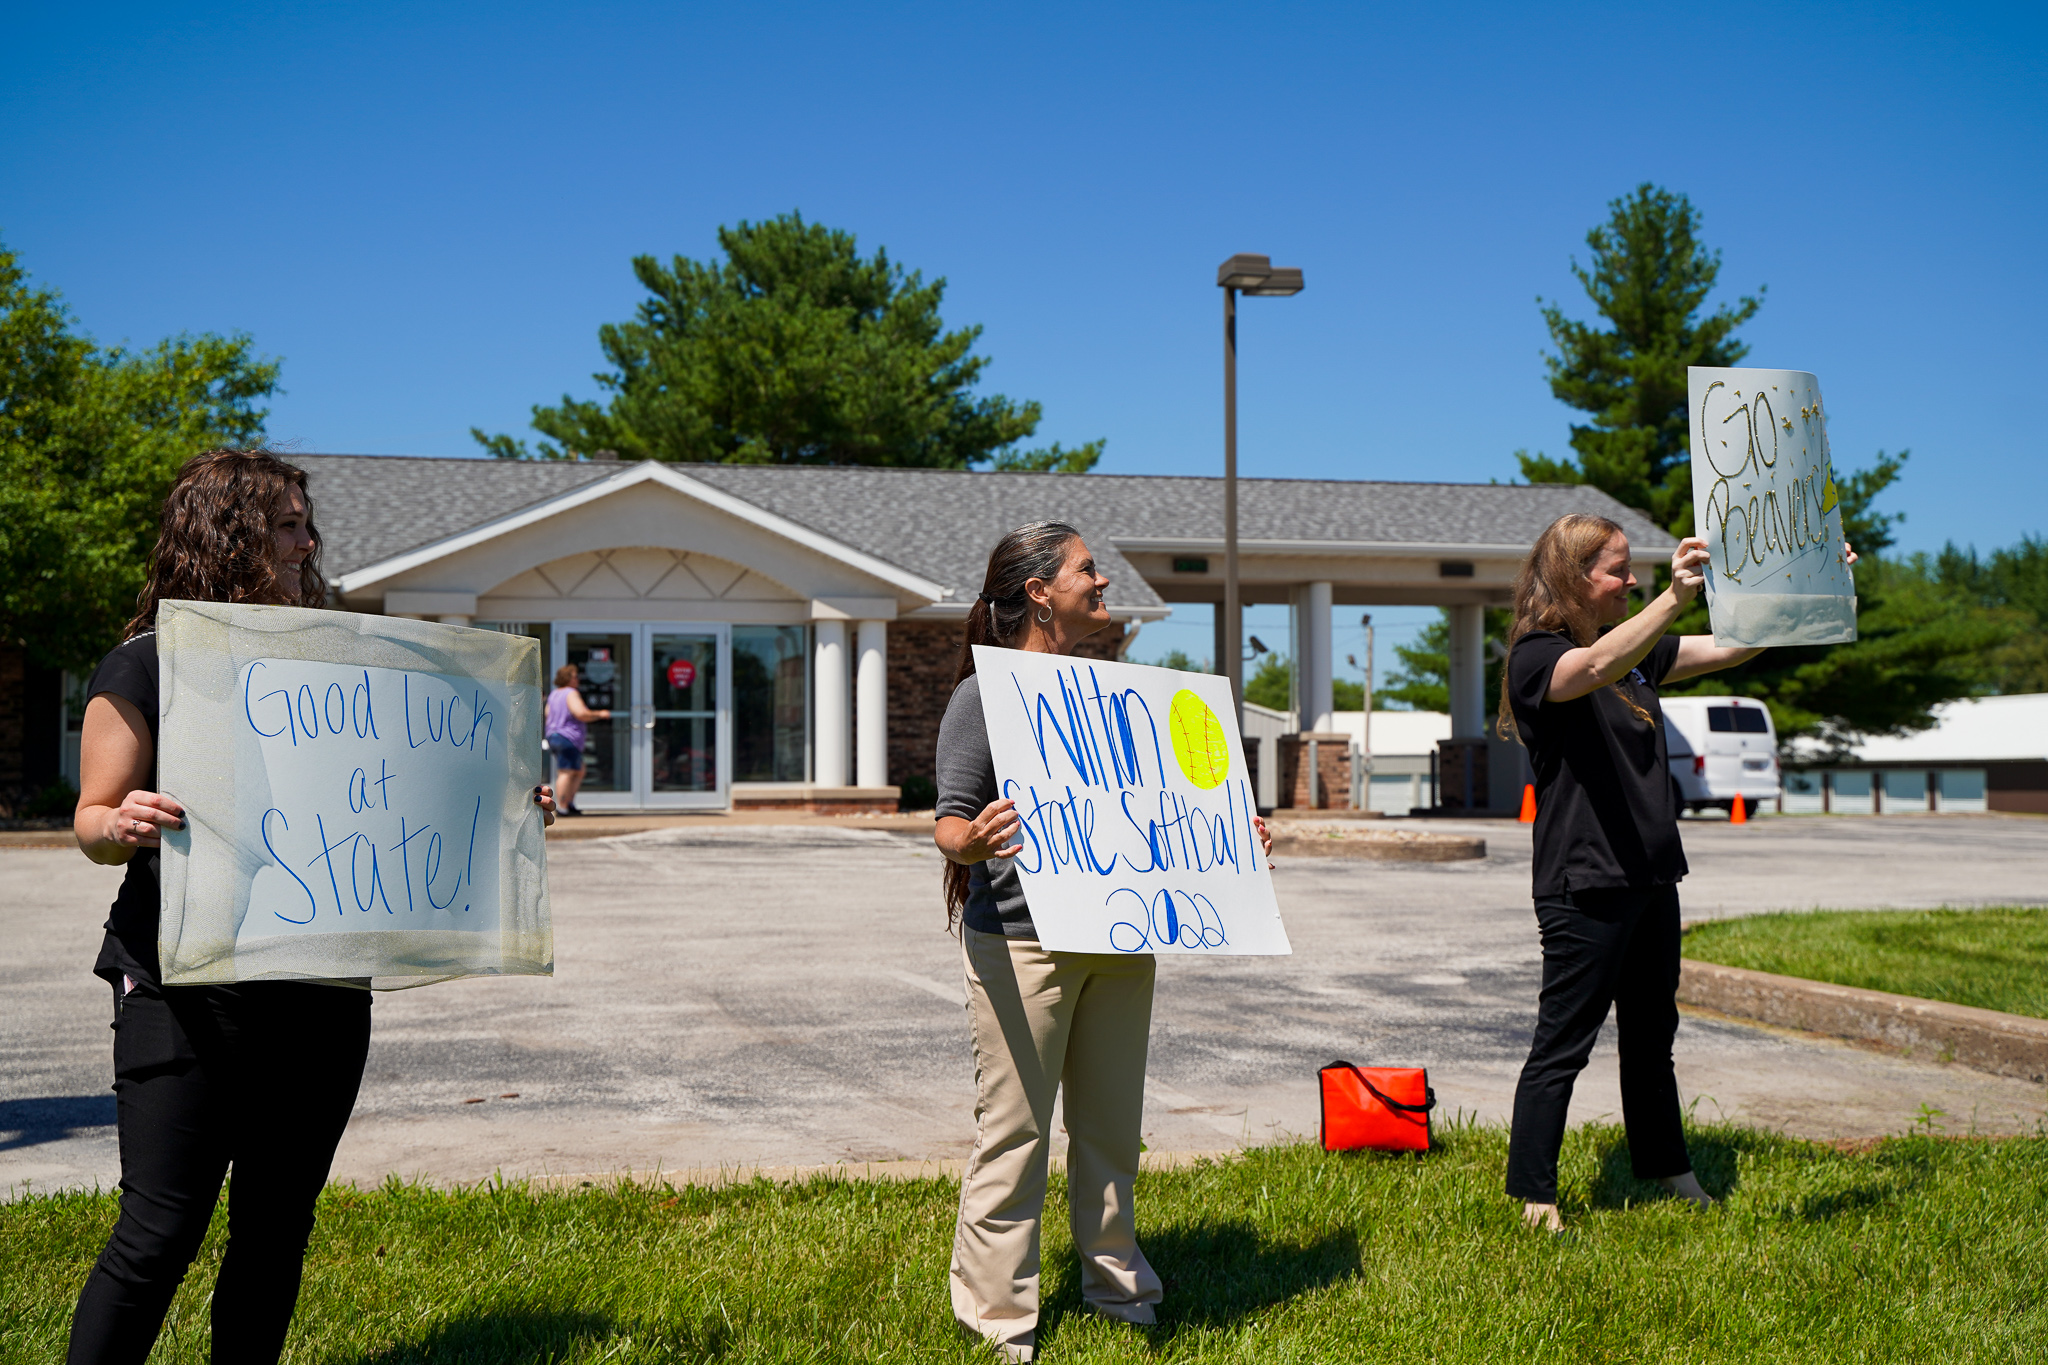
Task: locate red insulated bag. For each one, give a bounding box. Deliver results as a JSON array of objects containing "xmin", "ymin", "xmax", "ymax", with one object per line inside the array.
[{"xmin": 1319, "ymin": 1062, "xmax": 1436, "ymax": 1153}]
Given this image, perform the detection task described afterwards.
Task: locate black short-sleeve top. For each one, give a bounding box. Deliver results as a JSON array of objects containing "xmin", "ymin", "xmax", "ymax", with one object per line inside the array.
[
  {"xmin": 84, "ymin": 632, "xmax": 163, "ymax": 988},
  {"xmin": 1506, "ymin": 629, "xmax": 1687, "ymax": 897}
]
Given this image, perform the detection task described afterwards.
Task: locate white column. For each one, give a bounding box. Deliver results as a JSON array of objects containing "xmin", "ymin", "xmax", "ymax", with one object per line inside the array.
[
  {"xmin": 855, "ymin": 620, "xmax": 888, "ymax": 788},
  {"xmin": 1447, "ymin": 603, "xmax": 1485, "ymax": 738},
  {"xmin": 436, "ymin": 614, "xmax": 473, "ymax": 627},
  {"xmin": 814, "ymin": 620, "xmax": 850, "ymax": 786},
  {"xmin": 1301, "ymin": 581, "xmax": 1334, "ymax": 732}
]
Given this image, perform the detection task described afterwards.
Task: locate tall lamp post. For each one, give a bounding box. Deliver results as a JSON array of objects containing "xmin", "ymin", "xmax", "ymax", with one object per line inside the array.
[{"xmin": 1217, "ymin": 253, "xmax": 1304, "ymax": 719}]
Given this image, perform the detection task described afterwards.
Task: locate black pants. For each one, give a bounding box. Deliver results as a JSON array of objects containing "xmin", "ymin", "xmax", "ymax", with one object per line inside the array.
[
  {"xmin": 1504, "ymin": 884, "xmax": 1689, "ymax": 1203},
  {"xmin": 67, "ymin": 982, "xmax": 372, "ymax": 1365}
]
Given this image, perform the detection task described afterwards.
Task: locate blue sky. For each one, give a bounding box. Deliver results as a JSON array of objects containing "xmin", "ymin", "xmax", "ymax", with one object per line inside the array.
[{"xmin": 5, "ymin": 2, "xmax": 2042, "ymax": 687}]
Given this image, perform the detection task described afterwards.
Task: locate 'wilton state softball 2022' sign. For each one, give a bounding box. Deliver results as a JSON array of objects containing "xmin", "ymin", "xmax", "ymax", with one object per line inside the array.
[{"xmin": 973, "ymin": 645, "xmax": 1290, "ymax": 956}]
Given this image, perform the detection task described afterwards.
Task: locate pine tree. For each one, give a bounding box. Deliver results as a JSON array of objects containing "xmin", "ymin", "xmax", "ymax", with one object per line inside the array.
[
  {"xmin": 475, "ymin": 212, "xmax": 1100, "ymax": 470},
  {"xmin": 1517, "ymin": 184, "xmax": 1760, "ymax": 534}
]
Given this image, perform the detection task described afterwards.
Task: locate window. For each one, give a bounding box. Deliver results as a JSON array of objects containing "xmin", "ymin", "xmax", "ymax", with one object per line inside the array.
[
  {"xmin": 733, "ymin": 626, "xmax": 809, "ymax": 782},
  {"xmin": 1707, "ymin": 706, "xmax": 1769, "ymax": 733},
  {"xmin": 1708, "ymin": 707, "xmax": 1733, "ymax": 732},
  {"xmin": 1937, "ymin": 769, "xmax": 1985, "ymax": 801},
  {"xmin": 1880, "ymin": 769, "xmax": 1928, "ymax": 811}
]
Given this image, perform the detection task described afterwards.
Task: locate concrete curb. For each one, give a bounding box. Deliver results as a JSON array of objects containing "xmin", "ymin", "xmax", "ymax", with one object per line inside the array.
[
  {"xmin": 1271, "ymin": 832, "xmax": 1486, "ymax": 862},
  {"xmin": 1678, "ymin": 959, "xmax": 2048, "ymax": 1084}
]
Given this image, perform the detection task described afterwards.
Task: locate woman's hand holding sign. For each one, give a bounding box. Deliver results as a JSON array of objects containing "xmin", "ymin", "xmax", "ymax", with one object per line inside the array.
[
  {"xmin": 104, "ymin": 791, "xmax": 186, "ymax": 849},
  {"xmin": 1669, "ymin": 536, "xmax": 1710, "ymax": 603},
  {"xmin": 938, "ymin": 797, "xmax": 1023, "ymax": 864},
  {"xmin": 75, "ymin": 692, "xmax": 185, "ymax": 865}
]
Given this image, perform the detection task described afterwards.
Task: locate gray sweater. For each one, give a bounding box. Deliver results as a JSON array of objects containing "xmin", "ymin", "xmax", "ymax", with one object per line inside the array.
[{"xmin": 935, "ymin": 674, "xmax": 1035, "ymax": 937}]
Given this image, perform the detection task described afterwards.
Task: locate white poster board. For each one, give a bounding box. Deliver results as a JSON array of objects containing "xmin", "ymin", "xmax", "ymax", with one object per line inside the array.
[
  {"xmin": 156, "ymin": 601, "xmax": 552, "ymax": 988},
  {"xmin": 1688, "ymin": 366, "xmax": 1858, "ymax": 647},
  {"xmin": 973, "ymin": 646, "xmax": 1290, "ymax": 956}
]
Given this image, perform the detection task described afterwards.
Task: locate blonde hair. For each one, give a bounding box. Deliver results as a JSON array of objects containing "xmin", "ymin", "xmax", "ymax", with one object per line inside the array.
[{"xmin": 1495, "ymin": 513, "xmax": 1654, "ymax": 738}]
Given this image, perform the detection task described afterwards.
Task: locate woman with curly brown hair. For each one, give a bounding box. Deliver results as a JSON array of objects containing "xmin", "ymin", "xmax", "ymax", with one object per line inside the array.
[
  {"xmin": 1498, "ymin": 513, "xmax": 1852, "ymax": 1232},
  {"xmin": 64, "ymin": 449, "xmax": 557, "ymax": 1364}
]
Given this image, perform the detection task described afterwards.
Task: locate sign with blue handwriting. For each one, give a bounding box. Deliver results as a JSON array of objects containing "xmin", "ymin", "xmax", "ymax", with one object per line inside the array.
[
  {"xmin": 156, "ymin": 602, "xmax": 552, "ymax": 988},
  {"xmin": 973, "ymin": 645, "xmax": 1290, "ymax": 956},
  {"xmin": 1688, "ymin": 366, "xmax": 1858, "ymax": 648}
]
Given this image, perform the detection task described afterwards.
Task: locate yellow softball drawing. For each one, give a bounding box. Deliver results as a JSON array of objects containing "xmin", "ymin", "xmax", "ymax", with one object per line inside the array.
[{"xmin": 1168, "ymin": 688, "xmax": 1231, "ymax": 789}]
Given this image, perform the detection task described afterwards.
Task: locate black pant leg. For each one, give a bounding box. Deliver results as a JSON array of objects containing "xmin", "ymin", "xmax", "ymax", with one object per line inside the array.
[
  {"xmin": 210, "ymin": 985, "xmax": 373, "ymax": 1365},
  {"xmin": 1612, "ymin": 884, "xmax": 1690, "ymax": 1180},
  {"xmin": 1504, "ymin": 893, "xmax": 1633, "ymax": 1203},
  {"xmin": 67, "ymin": 994, "xmax": 233, "ymax": 1365}
]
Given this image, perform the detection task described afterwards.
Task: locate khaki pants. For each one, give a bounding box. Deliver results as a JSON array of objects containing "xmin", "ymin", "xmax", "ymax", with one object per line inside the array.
[{"xmin": 950, "ymin": 927, "xmax": 1162, "ymax": 1358}]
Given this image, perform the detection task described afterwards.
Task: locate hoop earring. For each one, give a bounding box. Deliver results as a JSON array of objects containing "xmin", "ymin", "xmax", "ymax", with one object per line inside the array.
[{"xmin": 1036, "ymin": 606, "xmax": 1053, "ymax": 624}]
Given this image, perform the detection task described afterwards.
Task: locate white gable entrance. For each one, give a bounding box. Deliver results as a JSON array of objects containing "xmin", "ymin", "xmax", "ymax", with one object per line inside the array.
[{"xmin": 482, "ymin": 546, "xmax": 808, "ymax": 623}]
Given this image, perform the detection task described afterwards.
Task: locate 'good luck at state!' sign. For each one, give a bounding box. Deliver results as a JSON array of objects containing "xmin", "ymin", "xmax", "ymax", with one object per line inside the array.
[
  {"xmin": 156, "ymin": 601, "xmax": 553, "ymax": 988},
  {"xmin": 973, "ymin": 645, "xmax": 1290, "ymax": 956}
]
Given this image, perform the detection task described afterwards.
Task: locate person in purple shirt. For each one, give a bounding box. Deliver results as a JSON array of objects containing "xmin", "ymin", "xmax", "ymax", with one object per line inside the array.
[{"xmin": 545, "ymin": 664, "xmax": 610, "ymax": 815}]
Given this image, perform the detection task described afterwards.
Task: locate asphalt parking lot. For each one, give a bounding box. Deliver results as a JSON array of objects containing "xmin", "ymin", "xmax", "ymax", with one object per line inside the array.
[{"xmin": 6, "ymin": 813, "xmax": 2044, "ymax": 1194}]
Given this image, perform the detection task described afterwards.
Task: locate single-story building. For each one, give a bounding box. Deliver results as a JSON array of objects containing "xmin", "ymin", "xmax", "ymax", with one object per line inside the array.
[
  {"xmin": 1783, "ymin": 693, "xmax": 2048, "ymax": 815},
  {"xmin": 13, "ymin": 455, "xmax": 1671, "ymax": 815}
]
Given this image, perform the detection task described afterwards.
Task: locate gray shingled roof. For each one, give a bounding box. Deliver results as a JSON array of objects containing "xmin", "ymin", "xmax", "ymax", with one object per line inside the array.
[{"xmin": 294, "ymin": 455, "xmax": 1675, "ymax": 609}]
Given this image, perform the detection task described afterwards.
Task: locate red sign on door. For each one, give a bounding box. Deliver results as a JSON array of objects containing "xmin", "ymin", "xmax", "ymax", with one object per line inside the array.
[{"xmin": 667, "ymin": 659, "xmax": 697, "ymax": 690}]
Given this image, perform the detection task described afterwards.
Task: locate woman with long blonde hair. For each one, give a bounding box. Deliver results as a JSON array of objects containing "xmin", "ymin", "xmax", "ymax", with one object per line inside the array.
[{"xmin": 1497, "ymin": 512, "xmax": 1849, "ymax": 1232}]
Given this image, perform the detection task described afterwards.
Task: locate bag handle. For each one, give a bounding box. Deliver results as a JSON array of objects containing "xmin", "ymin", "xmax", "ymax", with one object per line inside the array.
[
  {"xmin": 1325, "ymin": 1061, "xmax": 1437, "ymax": 1116},
  {"xmin": 1360, "ymin": 1074, "xmax": 1436, "ymax": 1116}
]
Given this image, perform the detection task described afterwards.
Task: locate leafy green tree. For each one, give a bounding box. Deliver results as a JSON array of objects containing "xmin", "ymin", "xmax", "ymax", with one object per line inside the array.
[
  {"xmin": 0, "ymin": 240, "xmax": 278, "ymax": 672},
  {"xmin": 1146, "ymin": 648, "xmax": 1209, "ymax": 673},
  {"xmin": 1376, "ymin": 610, "xmax": 1511, "ymax": 713},
  {"xmin": 1510, "ymin": 188, "xmax": 2003, "ymax": 744},
  {"xmin": 476, "ymin": 213, "xmax": 1100, "ymax": 471},
  {"xmin": 1243, "ymin": 653, "xmax": 1293, "ymax": 712},
  {"xmin": 1332, "ymin": 677, "xmax": 1365, "ymax": 710},
  {"xmin": 1929, "ymin": 534, "xmax": 2048, "ymax": 693},
  {"xmin": 1516, "ymin": 184, "xmax": 1761, "ymax": 535}
]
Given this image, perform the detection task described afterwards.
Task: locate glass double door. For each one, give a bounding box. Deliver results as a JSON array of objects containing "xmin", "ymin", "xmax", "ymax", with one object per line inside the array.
[{"xmin": 552, "ymin": 622, "xmax": 731, "ymax": 810}]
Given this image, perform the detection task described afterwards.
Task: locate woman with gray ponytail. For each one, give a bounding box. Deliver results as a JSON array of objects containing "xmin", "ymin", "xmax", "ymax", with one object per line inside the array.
[
  {"xmin": 1499, "ymin": 512, "xmax": 1854, "ymax": 1232},
  {"xmin": 933, "ymin": 522, "xmax": 1268, "ymax": 1361}
]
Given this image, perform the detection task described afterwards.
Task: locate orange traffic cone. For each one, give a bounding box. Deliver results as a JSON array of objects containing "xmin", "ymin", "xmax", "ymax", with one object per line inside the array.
[
  {"xmin": 1518, "ymin": 783, "xmax": 1537, "ymax": 823},
  {"xmin": 1731, "ymin": 792, "xmax": 1747, "ymax": 825}
]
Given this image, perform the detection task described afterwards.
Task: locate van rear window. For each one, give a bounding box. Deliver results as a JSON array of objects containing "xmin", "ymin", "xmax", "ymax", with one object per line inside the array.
[{"xmin": 1708, "ymin": 706, "xmax": 1769, "ymax": 733}]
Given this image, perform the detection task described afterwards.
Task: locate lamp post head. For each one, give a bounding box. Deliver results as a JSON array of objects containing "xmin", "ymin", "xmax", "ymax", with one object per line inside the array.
[
  {"xmin": 1242, "ymin": 267, "xmax": 1304, "ymax": 297},
  {"xmin": 1217, "ymin": 254, "xmax": 1273, "ymax": 289}
]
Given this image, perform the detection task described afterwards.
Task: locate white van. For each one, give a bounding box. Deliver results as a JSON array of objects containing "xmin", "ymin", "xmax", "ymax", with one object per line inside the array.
[{"xmin": 1662, "ymin": 696, "xmax": 1780, "ymax": 815}]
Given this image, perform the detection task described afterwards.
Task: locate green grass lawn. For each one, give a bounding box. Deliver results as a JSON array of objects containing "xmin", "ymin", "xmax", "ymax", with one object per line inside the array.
[
  {"xmin": 6, "ymin": 1124, "xmax": 2045, "ymax": 1363},
  {"xmin": 1683, "ymin": 907, "xmax": 2048, "ymax": 1020}
]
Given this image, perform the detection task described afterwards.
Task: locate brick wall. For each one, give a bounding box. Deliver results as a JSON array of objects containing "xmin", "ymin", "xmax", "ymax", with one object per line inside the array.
[
  {"xmin": 1276, "ymin": 732, "xmax": 1354, "ymax": 809},
  {"xmin": 887, "ymin": 620, "xmax": 961, "ymax": 792},
  {"xmin": 886, "ymin": 619, "xmax": 1126, "ymax": 795}
]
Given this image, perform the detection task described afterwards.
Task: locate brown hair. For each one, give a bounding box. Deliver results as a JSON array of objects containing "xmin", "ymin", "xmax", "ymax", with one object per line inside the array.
[
  {"xmin": 943, "ymin": 520, "xmax": 1081, "ymax": 929},
  {"xmin": 553, "ymin": 664, "xmax": 580, "ymax": 689},
  {"xmin": 125, "ymin": 449, "xmax": 325, "ymax": 638},
  {"xmin": 1494, "ymin": 512, "xmax": 1652, "ymax": 738}
]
